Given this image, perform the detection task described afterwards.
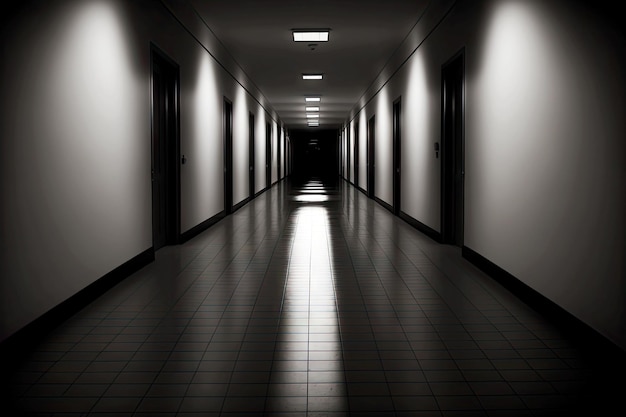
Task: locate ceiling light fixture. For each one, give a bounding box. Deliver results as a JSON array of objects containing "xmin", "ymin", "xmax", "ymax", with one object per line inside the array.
[
  {"xmin": 305, "ymin": 97, "xmax": 321, "ymax": 102},
  {"xmin": 302, "ymin": 74, "xmax": 323, "ymax": 80},
  {"xmin": 306, "ymin": 114, "xmax": 319, "ymax": 118},
  {"xmin": 306, "ymin": 106, "xmax": 320, "ymax": 112},
  {"xmin": 292, "ymin": 30, "xmax": 330, "ymax": 42}
]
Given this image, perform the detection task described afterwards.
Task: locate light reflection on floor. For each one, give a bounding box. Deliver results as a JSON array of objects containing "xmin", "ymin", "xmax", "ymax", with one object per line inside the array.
[
  {"xmin": 290, "ymin": 178, "xmax": 336, "ymax": 203},
  {"xmin": 271, "ymin": 179, "xmax": 348, "ymax": 413}
]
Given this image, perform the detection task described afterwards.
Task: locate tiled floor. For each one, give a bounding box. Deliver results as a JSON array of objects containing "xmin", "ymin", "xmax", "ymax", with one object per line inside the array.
[{"xmin": 2, "ymin": 178, "xmax": 625, "ymax": 416}]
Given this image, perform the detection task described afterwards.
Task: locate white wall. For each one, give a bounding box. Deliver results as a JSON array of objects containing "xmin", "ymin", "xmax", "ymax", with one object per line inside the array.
[
  {"xmin": 0, "ymin": 0, "xmax": 151, "ymax": 342},
  {"xmin": 179, "ymin": 42, "xmax": 223, "ymax": 231},
  {"xmin": 232, "ymin": 87, "xmax": 249, "ymax": 206},
  {"xmin": 254, "ymin": 110, "xmax": 268, "ymax": 194},
  {"xmin": 0, "ymin": 0, "xmax": 281, "ymax": 342},
  {"xmin": 357, "ymin": 113, "xmax": 368, "ymax": 191},
  {"xmin": 343, "ymin": 0, "xmax": 626, "ymax": 349},
  {"xmin": 465, "ymin": 0, "xmax": 626, "ymax": 349}
]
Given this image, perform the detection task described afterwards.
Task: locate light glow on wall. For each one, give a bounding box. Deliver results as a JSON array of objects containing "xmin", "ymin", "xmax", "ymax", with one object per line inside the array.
[
  {"xmin": 186, "ymin": 50, "xmax": 221, "ymax": 230},
  {"xmin": 0, "ymin": 0, "xmax": 147, "ymax": 340}
]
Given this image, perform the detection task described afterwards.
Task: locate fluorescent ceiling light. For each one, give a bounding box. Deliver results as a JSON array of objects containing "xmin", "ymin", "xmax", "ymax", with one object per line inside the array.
[
  {"xmin": 305, "ymin": 97, "xmax": 321, "ymax": 102},
  {"xmin": 307, "ymin": 114, "xmax": 319, "ymax": 118},
  {"xmin": 293, "ymin": 30, "xmax": 329, "ymax": 42},
  {"xmin": 306, "ymin": 106, "xmax": 320, "ymax": 112},
  {"xmin": 308, "ymin": 124, "xmax": 319, "ymax": 127},
  {"xmin": 302, "ymin": 74, "xmax": 323, "ymax": 80}
]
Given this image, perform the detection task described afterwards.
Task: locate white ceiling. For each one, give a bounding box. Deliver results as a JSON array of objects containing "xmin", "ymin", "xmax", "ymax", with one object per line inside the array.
[{"xmin": 188, "ymin": 0, "xmax": 431, "ymax": 129}]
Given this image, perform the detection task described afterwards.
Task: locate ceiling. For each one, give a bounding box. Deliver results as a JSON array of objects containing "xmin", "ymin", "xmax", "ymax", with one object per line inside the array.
[{"xmin": 188, "ymin": 0, "xmax": 431, "ymax": 129}]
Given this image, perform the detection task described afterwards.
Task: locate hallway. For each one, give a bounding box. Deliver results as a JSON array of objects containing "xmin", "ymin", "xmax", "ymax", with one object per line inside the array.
[{"xmin": 3, "ymin": 180, "xmax": 623, "ymax": 416}]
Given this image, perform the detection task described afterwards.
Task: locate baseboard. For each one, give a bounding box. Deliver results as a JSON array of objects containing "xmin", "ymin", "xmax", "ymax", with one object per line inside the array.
[
  {"xmin": 374, "ymin": 196, "xmax": 394, "ymax": 213},
  {"xmin": 180, "ymin": 212, "xmax": 225, "ymax": 243},
  {"xmin": 232, "ymin": 197, "xmax": 250, "ymax": 213},
  {"xmin": 462, "ymin": 245, "xmax": 626, "ymax": 361},
  {"xmin": 0, "ymin": 247, "xmax": 154, "ymax": 369},
  {"xmin": 399, "ymin": 211, "xmax": 442, "ymax": 242}
]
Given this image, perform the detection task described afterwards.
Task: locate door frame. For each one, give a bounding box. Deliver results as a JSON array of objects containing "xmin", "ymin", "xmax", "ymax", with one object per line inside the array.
[
  {"xmin": 223, "ymin": 97, "xmax": 233, "ymax": 215},
  {"xmin": 367, "ymin": 115, "xmax": 376, "ymax": 199},
  {"xmin": 354, "ymin": 121, "xmax": 359, "ymax": 188},
  {"xmin": 276, "ymin": 122, "xmax": 281, "ymax": 182},
  {"xmin": 393, "ymin": 97, "xmax": 402, "ymax": 216},
  {"xmin": 150, "ymin": 44, "xmax": 181, "ymax": 250},
  {"xmin": 440, "ymin": 49, "xmax": 465, "ymax": 245},
  {"xmin": 344, "ymin": 124, "xmax": 352, "ymax": 182},
  {"xmin": 266, "ymin": 121, "xmax": 272, "ymax": 189}
]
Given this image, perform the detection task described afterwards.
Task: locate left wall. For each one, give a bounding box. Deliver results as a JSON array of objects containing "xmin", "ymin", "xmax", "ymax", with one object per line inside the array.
[{"xmin": 0, "ymin": 0, "xmax": 282, "ymax": 343}]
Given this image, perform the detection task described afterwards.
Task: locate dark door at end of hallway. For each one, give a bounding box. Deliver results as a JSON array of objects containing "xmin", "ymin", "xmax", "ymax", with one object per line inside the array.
[
  {"xmin": 367, "ymin": 115, "xmax": 376, "ymax": 199},
  {"xmin": 224, "ymin": 98, "xmax": 233, "ymax": 215},
  {"xmin": 393, "ymin": 98, "xmax": 402, "ymax": 215},
  {"xmin": 249, "ymin": 113, "xmax": 255, "ymax": 199},
  {"xmin": 441, "ymin": 51, "xmax": 465, "ymax": 246},
  {"xmin": 151, "ymin": 47, "xmax": 180, "ymax": 251}
]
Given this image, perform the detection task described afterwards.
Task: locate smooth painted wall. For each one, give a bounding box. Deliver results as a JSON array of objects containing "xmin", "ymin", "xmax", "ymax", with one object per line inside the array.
[
  {"xmin": 0, "ymin": 0, "xmax": 281, "ymax": 342},
  {"xmin": 343, "ymin": 0, "xmax": 626, "ymax": 349}
]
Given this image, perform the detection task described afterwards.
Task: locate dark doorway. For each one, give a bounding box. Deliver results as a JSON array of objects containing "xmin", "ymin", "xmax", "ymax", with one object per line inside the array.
[
  {"xmin": 223, "ymin": 98, "xmax": 233, "ymax": 215},
  {"xmin": 354, "ymin": 122, "xmax": 359, "ymax": 187},
  {"xmin": 266, "ymin": 122, "xmax": 272, "ymax": 188},
  {"xmin": 290, "ymin": 128, "xmax": 339, "ymax": 184},
  {"xmin": 393, "ymin": 98, "xmax": 402, "ymax": 216},
  {"xmin": 367, "ymin": 115, "xmax": 376, "ymax": 199},
  {"xmin": 441, "ymin": 50, "xmax": 465, "ymax": 246},
  {"xmin": 249, "ymin": 112, "xmax": 255, "ymax": 199},
  {"xmin": 151, "ymin": 46, "xmax": 180, "ymax": 251}
]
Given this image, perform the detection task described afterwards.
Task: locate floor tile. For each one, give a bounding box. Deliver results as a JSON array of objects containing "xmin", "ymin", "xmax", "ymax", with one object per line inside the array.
[{"xmin": 2, "ymin": 179, "xmax": 625, "ymax": 417}]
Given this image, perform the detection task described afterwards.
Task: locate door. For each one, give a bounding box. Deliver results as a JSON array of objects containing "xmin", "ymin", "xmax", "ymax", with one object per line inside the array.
[
  {"xmin": 266, "ymin": 122, "xmax": 272, "ymax": 188},
  {"xmin": 393, "ymin": 98, "xmax": 402, "ymax": 216},
  {"xmin": 354, "ymin": 122, "xmax": 359, "ymax": 187},
  {"xmin": 151, "ymin": 47, "xmax": 180, "ymax": 251},
  {"xmin": 249, "ymin": 112, "xmax": 255, "ymax": 199},
  {"xmin": 346, "ymin": 128, "xmax": 350, "ymax": 182},
  {"xmin": 441, "ymin": 51, "xmax": 465, "ymax": 246},
  {"xmin": 223, "ymin": 98, "xmax": 233, "ymax": 215},
  {"xmin": 276, "ymin": 123, "xmax": 281, "ymax": 182},
  {"xmin": 367, "ymin": 115, "xmax": 376, "ymax": 199}
]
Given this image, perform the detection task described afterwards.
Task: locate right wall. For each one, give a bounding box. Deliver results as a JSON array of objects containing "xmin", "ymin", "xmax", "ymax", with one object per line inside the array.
[{"xmin": 345, "ymin": 0, "xmax": 626, "ymax": 350}]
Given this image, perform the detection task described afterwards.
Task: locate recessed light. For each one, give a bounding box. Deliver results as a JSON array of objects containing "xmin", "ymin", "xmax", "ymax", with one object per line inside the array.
[
  {"xmin": 302, "ymin": 74, "xmax": 323, "ymax": 80},
  {"xmin": 306, "ymin": 114, "xmax": 319, "ymax": 118},
  {"xmin": 308, "ymin": 123, "xmax": 319, "ymax": 127},
  {"xmin": 306, "ymin": 106, "xmax": 320, "ymax": 112},
  {"xmin": 292, "ymin": 30, "xmax": 330, "ymax": 42},
  {"xmin": 305, "ymin": 97, "xmax": 321, "ymax": 102}
]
